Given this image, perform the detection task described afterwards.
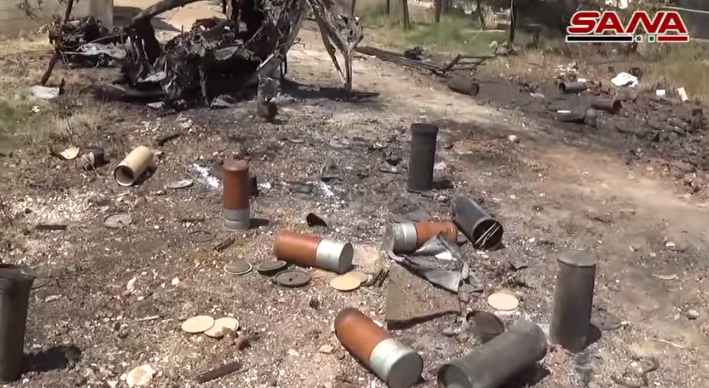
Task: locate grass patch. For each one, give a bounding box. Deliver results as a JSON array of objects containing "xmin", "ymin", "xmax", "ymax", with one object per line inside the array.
[{"xmin": 0, "ymin": 34, "xmax": 110, "ymax": 156}]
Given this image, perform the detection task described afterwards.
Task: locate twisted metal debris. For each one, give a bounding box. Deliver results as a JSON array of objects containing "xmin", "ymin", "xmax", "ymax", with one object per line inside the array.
[{"xmin": 45, "ymin": 0, "xmax": 363, "ymax": 113}]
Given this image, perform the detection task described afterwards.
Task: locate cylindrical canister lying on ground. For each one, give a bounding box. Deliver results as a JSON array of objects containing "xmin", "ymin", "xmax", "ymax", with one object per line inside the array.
[
  {"xmin": 437, "ymin": 320, "xmax": 548, "ymax": 388},
  {"xmin": 452, "ymin": 197, "xmax": 503, "ymax": 250},
  {"xmin": 382, "ymin": 221, "xmax": 457, "ymax": 253},
  {"xmin": 274, "ymin": 230, "xmax": 353, "ymax": 274},
  {"xmin": 335, "ymin": 308, "xmax": 423, "ymax": 388},
  {"xmin": 558, "ymin": 81, "xmax": 587, "ymax": 94},
  {"xmin": 447, "ymin": 75, "xmax": 480, "ymax": 97},
  {"xmin": 223, "ymin": 159, "xmax": 251, "ymax": 231},
  {"xmin": 407, "ymin": 123, "xmax": 439, "ymax": 192},
  {"xmin": 590, "ymin": 98, "xmax": 622, "ymax": 114},
  {"xmin": 0, "ymin": 266, "xmax": 35, "ymax": 382},
  {"xmin": 550, "ymin": 250, "xmax": 598, "ymax": 353},
  {"xmin": 114, "ymin": 146, "xmax": 153, "ymax": 187}
]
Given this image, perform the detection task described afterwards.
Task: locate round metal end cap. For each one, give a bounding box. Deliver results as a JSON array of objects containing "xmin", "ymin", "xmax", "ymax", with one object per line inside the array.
[
  {"xmin": 257, "ymin": 260, "xmax": 288, "ymax": 275},
  {"xmin": 382, "ymin": 223, "xmax": 417, "ymax": 253},
  {"xmin": 104, "ymin": 213, "xmax": 132, "ymax": 229},
  {"xmin": 315, "ymin": 239, "xmax": 354, "ymax": 274},
  {"xmin": 559, "ymin": 250, "xmax": 597, "ymax": 268},
  {"xmin": 273, "ymin": 269, "xmax": 311, "ymax": 287},
  {"xmin": 437, "ymin": 363, "xmax": 473, "ymax": 388},
  {"xmin": 223, "ymin": 159, "xmax": 249, "ymax": 172},
  {"xmin": 387, "ymin": 351, "xmax": 423, "ymax": 388},
  {"xmin": 224, "ymin": 262, "xmax": 252, "ymax": 275}
]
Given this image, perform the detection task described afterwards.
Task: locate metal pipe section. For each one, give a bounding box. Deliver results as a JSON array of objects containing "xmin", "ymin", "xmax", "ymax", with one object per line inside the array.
[
  {"xmin": 0, "ymin": 266, "xmax": 35, "ymax": 382},
  {"xmin": 407, "ymin": 123, "xmax": 439, "ymax": 192},
  {"xmin": 437, "ymin": 320, "xmax": 548, "ymax": 388},
  {"xmin": 335, "ymin": 308, "xmax": 423, "ymax": 388},
  {"xmin": 550, "ymin": 250, "xmax": 598, "ymax": 353},
  {"xmin": 274, "ymin": 231, "xmax": 353, "ymax": 274},
  {"xmin": 590, "ymin": 98, "xmax": 622, "ymax": 113},
  {"xmin": 558, "ymin": 82, "xmax": 587, "ymax": 94},
  {"xmin": 223, "ymin": 159, "xmax": 251, "ymax": 231},
  {"xmin": 446, "ymin": 76, "xmax": 480, "ymax": 97},
  {"xmin": 382, "ymin": 221, "xmax": 457, "ymax": 253},
  {"xmin": 452, "ymin": 197, "xmax": 503, "ymax": 250}
]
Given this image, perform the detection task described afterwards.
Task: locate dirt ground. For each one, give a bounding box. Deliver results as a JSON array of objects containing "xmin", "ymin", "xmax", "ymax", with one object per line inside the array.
[{"xmin": 1, "ymin": 3, "xmax": 709, "ymax": 388}]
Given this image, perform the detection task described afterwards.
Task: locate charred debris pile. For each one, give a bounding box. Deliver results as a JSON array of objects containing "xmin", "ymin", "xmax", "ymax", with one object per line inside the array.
[{"xmin": 42, "ymin": 0, "xmax": 363, "ymax": 114}]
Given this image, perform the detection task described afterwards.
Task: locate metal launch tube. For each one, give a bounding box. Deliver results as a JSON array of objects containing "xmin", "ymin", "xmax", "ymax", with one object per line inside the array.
[
  {"xmin": 407, "ymin": 123, "xmax": 439, "ymax": 192},
  {"xmin": 274, "ymin": 230, "xmax": 353, "ymax": 274},
  {"xmin": 335, "ymin": 308, "xmax": 423, "ymax": 388},
  {"xmin": 223, "ymin": 159, "xmax": 251, "ymax": 231}
]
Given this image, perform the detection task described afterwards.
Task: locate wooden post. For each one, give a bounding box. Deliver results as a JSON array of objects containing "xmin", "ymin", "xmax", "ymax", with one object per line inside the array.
[{"xmin": 386, "ymin": 0, "xmax": 390, "ymax": 16}]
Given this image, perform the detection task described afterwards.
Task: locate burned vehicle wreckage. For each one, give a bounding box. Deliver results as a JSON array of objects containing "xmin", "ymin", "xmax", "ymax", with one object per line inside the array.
[{"xmin": 48, "ymin": 0, "xmax": 363, "ymax": 114}]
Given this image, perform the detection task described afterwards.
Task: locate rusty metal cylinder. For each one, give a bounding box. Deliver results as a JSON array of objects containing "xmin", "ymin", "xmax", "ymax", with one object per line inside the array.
[
  {"xmin": 590, "ymin": 98, "xmax": 622, "ymax": 114},
  {"xmin": 223, "ymin": 159, "xmax": 251, "ymax": 231},
  {"xmin": 407, "ymin": 123, "xmax": 439, "ymax": 192},
  {"xmin": 274, "ymin": 231, "xmax": 353, "ymax": 274},
  {"xmin": 550, "ymin": 250, "xmax": 598, "ymax": 353},
  {"xmin": 437, "ymin": 320, "xmax": 548, "ymax": 388},
  {"xmin": 335, "ymin": 308, "xmax": 423, "ymax": 388},
  {"xmin": 382, "ymin": 221, "xmax": 457, "ymax": 253},
  {"xmin": 558, "ymin": 81, "xmax": 587, "ymax": 94}
]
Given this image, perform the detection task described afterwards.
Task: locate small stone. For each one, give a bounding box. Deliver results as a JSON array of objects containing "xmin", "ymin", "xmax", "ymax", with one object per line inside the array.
[
  {"xmin": 508, "ymin": 135, "xmax": 519, "ymax": 143},
  {"xmin": 458, "ymin": 292, "xmax": 471, "ymax": 303},
  {"xmin": 318, "ymin": 344, "xmax": 334, "ymax": 354},
  {"xmin": 456, "ymin": 332, "xmax": 469, "ymax": 343},
  {"xmin": 126, "ymin": 365, "xmax": 154, "ymax": 387},
  {"xmin": 441, "ymin": 327, "xmax": 457, "ymax": 337},
  {"xmin": 685, "ymin": 309, "xmax": 700, "ymax": 320}
]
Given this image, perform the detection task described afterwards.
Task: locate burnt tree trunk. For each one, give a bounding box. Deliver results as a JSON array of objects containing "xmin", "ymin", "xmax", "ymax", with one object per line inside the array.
[{"xmin": 508, "ymin": 0, "xmax": 517, "ymax": 44}]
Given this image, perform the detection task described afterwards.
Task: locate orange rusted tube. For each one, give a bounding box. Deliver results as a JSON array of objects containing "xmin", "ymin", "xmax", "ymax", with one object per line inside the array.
[
  {"xmin": 335, "ymin": 308, "xmax": 423, "ymax": 388},
  {"xmin": 274, "ymin": 231, "xmax": 353, "ymax": 274},
  {"xmin": 383, "ymin": 221, "xmax": 457, "ymax": 253},
  {"xmin": 223, "ymin": 159, "xmax": 251, "ymax": 231}
]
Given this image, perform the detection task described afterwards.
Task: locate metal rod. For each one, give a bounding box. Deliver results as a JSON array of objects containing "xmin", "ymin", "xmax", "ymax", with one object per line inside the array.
[
  {"xmin": 550, "ymin": 250, "xmax": 598, "ymax": 353},
  {"xmin": 407, "ymin": 123, "xmax": 438, "ymax": 192},
  {"xmin": 0, "ymin": 266, "xmax": 35, "ymax": 382},
  {"xmin": 438, "ymin": 320, "xmax": 548, "ymax": 388}
]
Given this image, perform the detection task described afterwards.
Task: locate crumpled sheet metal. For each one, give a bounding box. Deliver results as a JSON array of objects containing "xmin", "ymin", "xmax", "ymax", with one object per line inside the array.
[{"xmin": 387, "ymin": 234, "xmax": 474, "ymax": 293}]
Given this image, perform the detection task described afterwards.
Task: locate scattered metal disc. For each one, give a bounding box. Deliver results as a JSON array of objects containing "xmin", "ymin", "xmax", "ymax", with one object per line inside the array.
[
  {"xmin": 256, "ymin": 260, "xmax": 287, "ymax": 275},
  {"xmin": 273, "ymin": 269, "xmax": 311, "ymax": 288},
  {"xmin": 347, "ymin": 271, "xmax": 370, "ymax": 283},
  {"xmin": 224, "ymin": 262, "xmax": 252, "ymax": 276},
  {"xmin": 204, "ymin": 317, "xmax": 239, "ymax": 338},
  {"xmin": 167, "ymin": 179, "xmax": 194, "ymax": 190},
  {"xmin": 487, "ymin": 292, "xmax": 519, "ymax": 311},
  {"xmin": 31, "ymin": 277, "xmax": 50, "ymax": 290},
  {"xmin": 104, "ymin": 213, "xmax": 132, "ymax": 229},
  {"xmin": 181, "ymin": 315, "xmax": 215, "ymax": 334},
  {"xmin": 330, "ymin": 273, "xmax": 361, "ymax": 292},
  {"xmin": 188, "ymin": 230, "xmax": 216, "ymax": 242}
]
